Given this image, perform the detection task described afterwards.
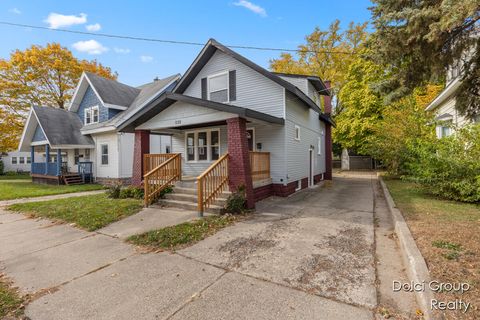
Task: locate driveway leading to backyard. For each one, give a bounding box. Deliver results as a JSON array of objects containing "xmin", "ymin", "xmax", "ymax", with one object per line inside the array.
[{"xmin": 0, "ymin": 172, "xmax": 415, "ymax": 319}]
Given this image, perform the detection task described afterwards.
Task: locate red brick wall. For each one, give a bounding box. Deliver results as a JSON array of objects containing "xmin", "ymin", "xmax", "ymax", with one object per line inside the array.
[
  {"xmin": 132, "ymin": 130, "xmax": 150, "ymax": 187},
  {"xmin": 253, "ymin": 184, "xmax": 274, "ymax": 202},
  {"xmin": 323, "ymin": 81, "xmax": 333, "ymax": 181},
  {"xmin": 226, "ymin": 117, "xmax": 255, "ymax": 209},
  {"xmin": 314, "ymin": 173, "xmax": 323, "ymax": 184}
]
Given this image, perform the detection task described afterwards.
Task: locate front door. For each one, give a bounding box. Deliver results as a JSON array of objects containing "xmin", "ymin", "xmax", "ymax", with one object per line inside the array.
[{"xmin": 247, "ymin": 129, "xmax": 255, "ymax": 151}]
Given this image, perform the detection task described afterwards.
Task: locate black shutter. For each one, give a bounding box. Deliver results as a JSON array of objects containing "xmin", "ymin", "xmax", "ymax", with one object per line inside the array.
[
  {"xmin": 229, "ymin": 70, "xmax": 236, "ymax": 101},
  {"xmin": 201, "ymin": 77, "xmax": 207, "ymax": 100}
]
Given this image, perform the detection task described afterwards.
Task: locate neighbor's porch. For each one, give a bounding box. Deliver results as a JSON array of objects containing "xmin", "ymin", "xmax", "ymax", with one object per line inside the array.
[{"xmin": 30, "ymin": 144, "xmax": 94, "ymax": 185}]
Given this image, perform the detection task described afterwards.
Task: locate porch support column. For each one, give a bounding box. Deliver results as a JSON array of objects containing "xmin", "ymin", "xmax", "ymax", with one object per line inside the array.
[
  {"xmin": 226, "ymin": 117, "xmax": 255, "ymax": 209},
  {"xmin": 56, "ymin": 149, "xmax": 62, "ymax": 176},
  {"xmin": 323, "ymin": 80, "xmax": 333, "ymax": 180},
  {"xmin": 30, "ymin": 146, "xmax": 35, "ymax": 173},
  {"xmin": 132, "ymin": 130, "xmax": 150, "ymax": 186},
  {"xmin": 45, "ymin": 144, "xmax": 50, "ymax": 175}
]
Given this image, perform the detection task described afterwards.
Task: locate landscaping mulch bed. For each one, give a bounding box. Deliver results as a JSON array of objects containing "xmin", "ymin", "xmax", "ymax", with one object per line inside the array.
[{"xmin": 385, "ymin": 178, "xmax": 480, "ymax": 320}]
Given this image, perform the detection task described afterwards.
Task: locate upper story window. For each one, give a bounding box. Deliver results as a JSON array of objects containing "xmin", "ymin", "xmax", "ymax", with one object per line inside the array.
[
  {"xmin": 84, "ymin": 106, "xmax": 99, "ymax": 125},
  {"xmin": 208, "ymin": 71, "xmax": 229, "ymax": 103}
]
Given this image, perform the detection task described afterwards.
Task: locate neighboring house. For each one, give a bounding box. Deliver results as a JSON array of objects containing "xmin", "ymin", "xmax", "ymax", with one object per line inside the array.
[
  {"xmin": 0, "ymin": 151, "xmax": 44, "ymax": 173},
  {"xmin": 426, "ymin": 58, "xmax": 479, "ymax": 138},
  {"xmin": 18, "ymin": 72, "xmax": 180, "ymax": 184},
  {"xmin": 119, "ymin": 39, "xmax": 333, "ymax": 211}
]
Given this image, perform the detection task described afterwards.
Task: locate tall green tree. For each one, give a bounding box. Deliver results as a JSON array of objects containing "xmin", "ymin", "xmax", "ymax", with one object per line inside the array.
[
  {"xmin": 369, "ymin": 0, "xmax": 480, "ymax": 118},
  {"xmin": 0, "ymin": 43, "xmax": 116, "ymax": 152},
  {"xmin": 333, "ymin": 49, "xmax": 387, "ymax": 153},
  {"xmin": 270, "ymin": 20, "xmax": 369, "ymax": 113}
]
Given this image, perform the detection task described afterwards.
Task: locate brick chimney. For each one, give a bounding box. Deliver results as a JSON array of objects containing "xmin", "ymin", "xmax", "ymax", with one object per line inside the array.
[{"xmin": 323, "ymin": 80, "xmax": 332, "ymax": 114}]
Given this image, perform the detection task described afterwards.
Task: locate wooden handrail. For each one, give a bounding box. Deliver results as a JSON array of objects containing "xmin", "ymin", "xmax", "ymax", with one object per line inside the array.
[
  {"xmin": 144, "ymin": 153, "xmax": 181, "ymax": 207},
  {"xmin": 249, "ymin": 151, "xmax": 270, "ymax": 182},
  {"xmin": 197, "ymin": 153, "xmax": 229, "ymax": 217},
  {"xmin": 144, "ymin": 153, "xmax": 176, "ymax": 175}
]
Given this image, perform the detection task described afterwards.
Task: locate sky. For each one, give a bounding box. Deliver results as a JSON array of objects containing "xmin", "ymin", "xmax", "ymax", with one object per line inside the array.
[{"xmin": 0, "ymin": 0, "xmax": 373, "ymax": 86}]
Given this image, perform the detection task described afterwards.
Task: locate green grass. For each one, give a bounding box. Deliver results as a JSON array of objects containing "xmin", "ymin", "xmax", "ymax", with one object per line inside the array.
[
  {"xmin": 8, "ymin": 194, "xmax": 143, "ymax": 231},
  {"xmin": 0, "ymin": 279, "xmax": 24, "ymax": 318},
  {"xmin": 128, "ymin": 215, "xmax": 237, "ymax": 250},
  {"xmin": 383, "ymin": 178, "xmax": 480, "ymax": 222},
  {"xmin": 0, "ymin": 180, "xmax": 104, "ymax": 200},
  {"xmin": 0, "ymin": 173, "xmax": 30, "ymax": 180}
]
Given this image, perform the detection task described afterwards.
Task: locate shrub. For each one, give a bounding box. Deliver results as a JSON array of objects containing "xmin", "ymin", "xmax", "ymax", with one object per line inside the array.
[
  {"xmin": 106, "ymin": 183, "xmax": 122, "ymax": 199},
  {"xmin": 224, "ymin": 185, "xmax": 246, "ymax": 214},
  {"xmin": 0, "ymin": 160, "xmax": 4, "ymax": 175},
  {"xmin": 119, "ymin": 186, "xmax": 144, "ymax": 199},
  {"xmin": 159, "ymin": 185, "xmax": 173, "ymax": 198},
  {"xmin": 406, "ymin": 125, "xmax": 480, "ymax": 203}
]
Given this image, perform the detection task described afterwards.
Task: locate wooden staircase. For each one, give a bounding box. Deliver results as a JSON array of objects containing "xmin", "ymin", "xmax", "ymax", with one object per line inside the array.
[
  {"xmin": 156, "ymin": 178, "xmax": 230, "ymax": 214},
  {"xmin": 63, "ymin": 173, "xmax": 84, "ymax": 185}
]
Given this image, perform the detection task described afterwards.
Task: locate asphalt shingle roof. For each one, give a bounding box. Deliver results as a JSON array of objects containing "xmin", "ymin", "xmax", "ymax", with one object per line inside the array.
[{"xmin": 84, "ymin": 72, "xmax": 141, "ymax": 108}]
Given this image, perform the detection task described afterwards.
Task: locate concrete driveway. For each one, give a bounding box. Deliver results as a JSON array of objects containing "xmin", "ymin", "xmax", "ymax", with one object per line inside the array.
[{"xmin": 0, "ymin": 172, "xmax": 414, "ymax": 319}]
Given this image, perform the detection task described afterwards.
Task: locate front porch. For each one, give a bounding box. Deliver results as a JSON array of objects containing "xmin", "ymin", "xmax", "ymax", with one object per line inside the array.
[{"xmin": 30, "ymin": 145, "xmax": 94, "ymax": 185}]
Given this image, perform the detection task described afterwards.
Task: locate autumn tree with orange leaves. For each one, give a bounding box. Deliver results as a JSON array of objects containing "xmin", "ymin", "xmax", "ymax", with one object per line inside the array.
[{"xmin": 0, "ymin": 43, "xmax": 116, "ymax": 152}]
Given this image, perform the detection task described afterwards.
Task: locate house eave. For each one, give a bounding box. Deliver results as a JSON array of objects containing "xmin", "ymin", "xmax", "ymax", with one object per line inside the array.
[{"xmin": 425, "ymin": 78, "xmax": 462, "ymax": 111}]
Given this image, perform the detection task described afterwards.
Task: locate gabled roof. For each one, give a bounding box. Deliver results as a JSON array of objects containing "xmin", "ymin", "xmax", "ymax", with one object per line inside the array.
[
  {"xmin": 18, "ymin": 106, "xmax": 94, "ymax": 151},
  {"xmin": 272, "ymin": 72, "xmax": 328, "ymax": 94},
  {"xmin": 172, "ymin": 39, "xmax": 331, "ymax": 121},
  {"xmin": 80, "ymin": 74, "xmax": 181, "ymax": 134},
  {"xmin": 118, "ymin": 92, "xmax": 285, "ymax": 132},
  {"xmin": 425, "ymin": 77, "xmax": 461, "ymax": 111},
  {"xmin": 84, "ymin": 72, "xmax": 141, "ymax": 108}
]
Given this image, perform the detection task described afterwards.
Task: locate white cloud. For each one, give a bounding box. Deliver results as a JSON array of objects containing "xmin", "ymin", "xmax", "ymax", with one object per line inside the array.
[
  {"xmin": 233, "ymin": 0, "xmax": 267, "ymax": 17},
  {"xmin": 140, "ymin": 55, "xmax": 153, "ymax": 63},
  {"xmin": 86, "ymin": 23, "xmax": 101, "ymax": 32},
  {"xmin": 114, "ymin": 47, "xmax": 131, "ymax": 54},
  {"xmin": 44, "ymin": 12, "xmax": 87, "ymax": 29},
  {"xmin": 72, "ymin": 40, "xmax": 108, "ymax": 55},
  {"xmin": 9, "ymin": 8, "xmax": 21, "ymax": 15}
]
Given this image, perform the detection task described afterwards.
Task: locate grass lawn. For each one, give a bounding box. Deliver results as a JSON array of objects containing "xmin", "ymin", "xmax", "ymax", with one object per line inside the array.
[
  {"xmin": 0, "ymin": 180, "xmax": 104, "ymax": 201},
  {"xmin": 0, "ymin": 276, "xmax": 24, "ymax": 318},
  {"xmin": 128, "ymin": 215, "xmax": 238, "ymax": 251},
  {"xmin": 384, "ymin": 178, "xmax": 480, "ymax": 320},
  {"xmin": 8, "ymin": 193, "xmax": 143, "ymax": 231},
  {"xmin": 0, "ymin": 174, "xmax": 30, "ymax": 180}
]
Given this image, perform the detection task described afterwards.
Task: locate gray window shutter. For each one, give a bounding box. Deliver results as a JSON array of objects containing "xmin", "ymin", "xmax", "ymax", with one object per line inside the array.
[
  {"xmin": 201, "ymin": 77, "xmax": 207, "ymax": 99},
  {"xmin": 229, "ymin": 70, "xmax": 236, "ymax": 101}
]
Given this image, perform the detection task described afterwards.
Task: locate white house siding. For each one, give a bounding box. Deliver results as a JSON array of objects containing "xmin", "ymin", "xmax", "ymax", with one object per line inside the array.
[
  {"xmin": 278, "ymin": 76, "xmax": 308, "ymax": 94},
  {"xmin": 285, "ymin": 92, "xmax": 326, "ymax": 184},
  {"xmin": 118, "ymin": 133, "xmax": 134, "ymax": 178},
  {"xmin": 183, "ymin": 50, "xmax": 285, "ymax": 118},
  {"xmin": 435, "ymin": 95, "xmax": 469, "ymax": 128},
  {"xmin": 1, "ymin": 151, "xmax": 43, "ymax": 172},
  {"xmin": 91, "ymin": 132, "xmax": 119, "ymax": 178}
]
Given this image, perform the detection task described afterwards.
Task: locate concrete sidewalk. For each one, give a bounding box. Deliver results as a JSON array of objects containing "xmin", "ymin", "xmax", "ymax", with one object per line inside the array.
[{"xmin": 0, "ymin": 172, "xmax": 416, "ymax": 319}]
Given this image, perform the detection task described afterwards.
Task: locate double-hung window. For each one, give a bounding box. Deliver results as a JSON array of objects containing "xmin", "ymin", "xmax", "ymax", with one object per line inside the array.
[
  {"xmin": 101, "ymin": 144, "xmax": 109, "ymax": 165},
  {"xmin": 84, "ymin": 106, "xmax": 99, "ymax": 125},
  {"xmin": 208, "ymin": 72, "xmax": 229, "ymax": 103},
  {"xmin": 185, "ymin": 129, "xmax": 220, "ymax": 162},
  {"xmin": 11, "ymin": 157, "xmax": 17, "ymax": 164},
  {"xmin": 19, "ymin": 157, "xmax": 25, "ymax": 164}
]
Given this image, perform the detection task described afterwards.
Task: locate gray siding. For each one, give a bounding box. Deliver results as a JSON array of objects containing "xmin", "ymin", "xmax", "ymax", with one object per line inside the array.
[
  {"xmin": 78, "ymin": 86, "xmax": 120, "ymax": 124},
  {"xmin": 285, "ymin": 92, "xmax": 326, "ymax": 183},
  {"xmin": 183, "ymin": 50, "xmax": 285, "ymax": 118}
]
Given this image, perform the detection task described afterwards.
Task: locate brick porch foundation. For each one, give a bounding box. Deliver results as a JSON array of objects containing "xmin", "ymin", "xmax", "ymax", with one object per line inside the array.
[{"xmin": 132, "ymin": 130, "xmax": 150, "ymax": 187}]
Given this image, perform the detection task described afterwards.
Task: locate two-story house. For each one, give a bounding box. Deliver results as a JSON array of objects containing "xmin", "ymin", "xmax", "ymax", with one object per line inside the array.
[
  {"xmin": 18, "ymin": 72, "xmax": 180, "ymax": 184},
  {"xmin": 118, "ymin": 39, "xmax": 334, "ymax": 214}
]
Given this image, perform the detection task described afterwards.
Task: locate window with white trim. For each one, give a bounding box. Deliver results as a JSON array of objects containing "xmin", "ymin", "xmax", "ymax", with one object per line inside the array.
[
  {"xmin": 11, "ymin": 157, "xmax": 17, "ymax": 164},
  {"xmin": 101, "ymin": 144, "xmax": 109, "ymax": 165},
  {"xmin": 84, "ymin": 106, "xmax": 99, "ymax": 125},
  {"xmin": 26, "ymin": 157, "xmax": 31, "ymax": 164},
  {"xmin": 208, "ymin": 72, "xmax": 229, "ymax": 103},
  {"xmin": 185, "ymin": 129, "xmax": 221, "ymax": 162},
  {"xmin": 19, "ymin": 157, "xmax": 25, "ymax": 164},
  {"xmin": 294, "ymin": 125, "xmax": 301, "ymax": 141}
]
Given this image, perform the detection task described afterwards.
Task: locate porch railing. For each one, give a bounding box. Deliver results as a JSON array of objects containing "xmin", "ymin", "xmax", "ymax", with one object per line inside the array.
[
  {"xmin": 249, "ymin": 151, "xmax": 270, "ymax": 182},
  {"xmin": 197, "ymin": 153, "xmax": 229, "ymax": 217},
  {"xmin": 144, "ymin": 153, "xmax": 176, "ymax": 175},
  {"xmin": 31, "ymin": 162, "xmax": 58, "ymax": 176},
  {"xmin": 144, "ymin": 153, "xmax": 181, "ymax": 206}
]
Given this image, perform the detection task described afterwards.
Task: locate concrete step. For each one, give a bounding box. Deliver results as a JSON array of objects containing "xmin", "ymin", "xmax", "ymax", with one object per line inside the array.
[
  {"xmin": 164, "ymin": 192, "xmax": 228, "ymax": 206},
  {"xmin": 157, "ymin": 199, "xmax": 223, "ymax": 214},
  {"xmin": 172, "ymin": 186, "xmax": 232, "ymax": 196},
  {"xmin": 175, "ymin": 180, "xmax": 197, "ymax": 189}
]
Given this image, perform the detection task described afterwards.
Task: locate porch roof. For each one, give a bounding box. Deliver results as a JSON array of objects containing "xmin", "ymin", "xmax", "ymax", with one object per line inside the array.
[
  {"xmin": 18, "ymin": 106, "xmax": 94, "ymax": 151},
  {"xmin": 118, "ymin": 92, "xmax": 285, "ymax": 132}
]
